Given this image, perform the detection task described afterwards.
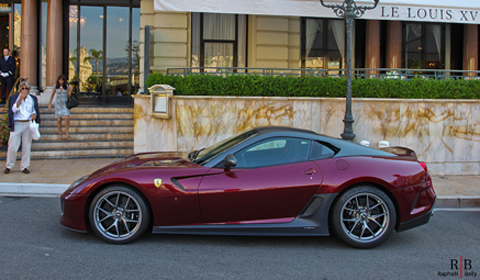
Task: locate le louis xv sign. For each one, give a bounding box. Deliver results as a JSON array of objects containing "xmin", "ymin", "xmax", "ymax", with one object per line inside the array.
[{"xmin": 373, "ymin": 5, "xmax": 480, "ymax": 24}]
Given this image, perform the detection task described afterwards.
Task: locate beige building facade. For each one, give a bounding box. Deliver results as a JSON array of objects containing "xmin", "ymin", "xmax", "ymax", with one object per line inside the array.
[
  {"xmin": 139, "ymin": 0, "xmax": 480, "ymax": 86},
  {"xmin": 0, "ymin": 0, "xmax": 478, "ymax": 101}
]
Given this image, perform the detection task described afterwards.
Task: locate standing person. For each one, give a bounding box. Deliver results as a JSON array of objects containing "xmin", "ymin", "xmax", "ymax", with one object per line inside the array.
[
  {"xmin": 4, "ymin": 81, "xmax": 41, "ymax": 174},
  {"xmin": 0, "ymin": 48, "xmax": 16, "ymax": 104},
  {"xmin": 48, "ymin": 74, "xmax": 72, "ymax": 141}
]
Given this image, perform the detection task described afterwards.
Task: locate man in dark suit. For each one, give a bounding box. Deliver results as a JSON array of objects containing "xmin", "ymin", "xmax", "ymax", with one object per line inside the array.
[{"xmin": 0, "ymin": 48, "xmax": 16, "ymax": 104}]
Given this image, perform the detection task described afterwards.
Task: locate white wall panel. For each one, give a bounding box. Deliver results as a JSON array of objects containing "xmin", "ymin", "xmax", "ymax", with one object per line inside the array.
[{"xmin": 154, "ymin": 0, "xmax": 480, "ymax": 24}]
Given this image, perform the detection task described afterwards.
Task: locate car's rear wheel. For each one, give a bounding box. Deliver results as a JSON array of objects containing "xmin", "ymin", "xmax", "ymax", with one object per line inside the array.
[
  {"xmin": 89, "ymin": 185, "xmax": 150, "ymax": 244},
  {"xmin": 331, "ymin": 186, "xmax": 396, "ymax": 249}
]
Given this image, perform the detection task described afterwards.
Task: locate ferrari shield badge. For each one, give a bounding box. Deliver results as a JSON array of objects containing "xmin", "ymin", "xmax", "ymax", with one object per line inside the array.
[{"xmin": 154, "ymin": 179, "xmax": 162, "ymax": 188}]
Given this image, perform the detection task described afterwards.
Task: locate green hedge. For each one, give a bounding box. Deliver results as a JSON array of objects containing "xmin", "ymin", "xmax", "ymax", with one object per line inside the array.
[{"xmin": 145, "ymin": 73, "xmax": 480, "ymax": 99}]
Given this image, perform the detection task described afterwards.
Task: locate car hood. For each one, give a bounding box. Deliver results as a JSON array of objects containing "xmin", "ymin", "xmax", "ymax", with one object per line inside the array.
[
  {"xmin": 124, "ymin": 151, "xmax": 195, "ymax": 167},
  {"xmin": 89, "ymin": 151, "xmax": 199, "ymax": 177}
]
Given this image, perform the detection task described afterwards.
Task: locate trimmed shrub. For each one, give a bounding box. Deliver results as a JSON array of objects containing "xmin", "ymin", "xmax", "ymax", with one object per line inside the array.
[{"xmin": 145, "ymin": 73, "xmax": 480, "ymax": 99}]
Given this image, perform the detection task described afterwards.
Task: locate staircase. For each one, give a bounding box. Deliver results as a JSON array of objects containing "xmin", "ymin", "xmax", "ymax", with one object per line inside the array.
[{"xmin": 0, "ymin": 105, "xmax": 134, "ymax": 160}]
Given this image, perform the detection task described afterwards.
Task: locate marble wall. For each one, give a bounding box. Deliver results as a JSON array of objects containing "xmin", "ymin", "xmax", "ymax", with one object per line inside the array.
[{"xmin": 134, "ymin": 95, "xmax": 480, "ymax": 176}]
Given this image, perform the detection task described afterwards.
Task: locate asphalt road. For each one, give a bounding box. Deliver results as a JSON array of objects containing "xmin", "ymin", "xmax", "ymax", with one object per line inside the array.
[{"xmin": 0, "ymin": 197, "xmax": 479, "ymax": 280}]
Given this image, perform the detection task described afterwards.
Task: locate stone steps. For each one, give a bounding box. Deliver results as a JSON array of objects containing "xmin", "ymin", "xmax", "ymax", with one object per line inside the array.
[
  {"xmin": 31, "ymin": 140, "xmax": 134, "ymax": 149},
  {"xmin": 41, "ymin": 112, "xmax": 134, "ymax": 120},
  {"xmin": 41, "ymin": 107, "xmax": 134, "ymax": 119},
  {"xmin": 38, "ymin": 133, "xmax": 133, "ymax": 141},
  {"xmin": 39, "ymin": 126, "xmax": 133, "ymax": 134},
  {"xmin": 8, "ymin": 148, "xmax": 133, "ymax": 159},
  {"xmin": 0, "ymin": 105, "xmax": 134, "ymax": 160},
  {"xmin": 67, "ymin": 107, "xmax": 134, "ymax": 113},
  {"xmin": 40, "ymin": 119, "xmax": 134, "ymax": 126}
]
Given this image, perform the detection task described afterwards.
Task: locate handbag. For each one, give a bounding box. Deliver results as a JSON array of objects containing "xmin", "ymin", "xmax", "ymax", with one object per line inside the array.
[
  {"xmin": 30, "ymin": 120, "xmax": 41, "ymax": 140},
  {"xmin": 66, "ymin": 94, "xmax": 79, "ymax": 109}
]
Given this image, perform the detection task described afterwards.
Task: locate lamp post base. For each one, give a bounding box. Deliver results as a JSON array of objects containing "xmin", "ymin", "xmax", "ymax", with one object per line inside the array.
[{"xmin": 341, "ymin": 118, "xmax": 356, "ymax": 142}]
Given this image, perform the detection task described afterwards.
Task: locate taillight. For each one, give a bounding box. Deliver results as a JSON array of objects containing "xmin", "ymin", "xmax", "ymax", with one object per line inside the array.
[{"xmin": 419, "ymin": 161, "xmax": 428, "ymax": 172}]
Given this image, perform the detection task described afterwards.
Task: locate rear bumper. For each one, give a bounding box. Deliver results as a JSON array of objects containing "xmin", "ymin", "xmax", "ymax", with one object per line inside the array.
[{"xmin": 397, "ymin": 196, "xmax": 437, "ymax": 232}]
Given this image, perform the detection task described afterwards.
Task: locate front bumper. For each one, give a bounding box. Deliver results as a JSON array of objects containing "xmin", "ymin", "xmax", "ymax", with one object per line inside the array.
[{"xmin": 60, "ymin": 193, "xmax": 89, "ymax": 233}]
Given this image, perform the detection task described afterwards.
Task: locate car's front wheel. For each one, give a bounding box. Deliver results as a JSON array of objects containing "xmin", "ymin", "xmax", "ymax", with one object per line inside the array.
[
  {"xmin": 331, "ymin": 186, "xmax": 396, "ymax": 249},
  {"xmin": 89, "ymin": 185, "xmax": 150, "ymax": 244}
]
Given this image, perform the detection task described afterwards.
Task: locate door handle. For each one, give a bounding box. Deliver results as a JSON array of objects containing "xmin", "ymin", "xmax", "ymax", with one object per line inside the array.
[{"xmin": 303, "ymin": 168, "xmax": 316, "ymax": 175}]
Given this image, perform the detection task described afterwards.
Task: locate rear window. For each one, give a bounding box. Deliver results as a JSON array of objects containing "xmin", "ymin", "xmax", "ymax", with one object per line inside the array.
[{"xmin": 310, "ymin": 141, "xmax": 335, "ymax": 160}]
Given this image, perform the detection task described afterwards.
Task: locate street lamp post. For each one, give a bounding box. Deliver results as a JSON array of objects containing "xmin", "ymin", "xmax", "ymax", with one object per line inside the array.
[{"xmin": 319, "ymin": 0, "xmax": 379, "ymax": 141}]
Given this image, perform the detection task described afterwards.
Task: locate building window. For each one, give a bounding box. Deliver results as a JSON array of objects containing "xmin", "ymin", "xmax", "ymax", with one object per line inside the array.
[
  {"xmin": 68, "ymin": 3, "xmax": 140, "ymax": 96},
  {"xmin": 301, "ymin": 18, "xmax": 345, "ymax": 71},
  {"xmin": 191, "ymin": 13, "xmax": 246, "ymax": 70},
  {"xmin": 403, "ymin": 23, "xmax": 445, "ymax": 69}
]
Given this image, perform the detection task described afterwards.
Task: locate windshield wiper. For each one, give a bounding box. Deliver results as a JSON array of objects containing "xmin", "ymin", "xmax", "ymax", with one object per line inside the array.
[
  {"xmin": 188, "ymin": 150, "xmax": 196, "ymax": 161},
  {"xmin": 188, "ymin": 148, "xmax": 205, "ymax": 162},
  {"xmin": 192, "ymin": 148, "xmax": 205, "ymax": 162}
]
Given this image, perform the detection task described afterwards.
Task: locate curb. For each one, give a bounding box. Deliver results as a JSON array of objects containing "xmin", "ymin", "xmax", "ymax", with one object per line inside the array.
[
  {"xmin": 435, "ymin": 196, "xmax": 480, "ymax": 208},
  {"xmin": 0, "ymin": 182, "xmax": 69, "ymax": 197},
  {"xmin": 0, "ymin": 182, "xmax": 479, "ymax": 208}
]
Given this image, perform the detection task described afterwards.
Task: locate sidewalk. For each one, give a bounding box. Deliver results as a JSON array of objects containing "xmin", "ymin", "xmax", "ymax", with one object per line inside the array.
[
  {"xmin": 0, "ymin": 158, "xmax": 115, "ymax": 197},
  {"xmin": 0, "ymin": 158, "xmax": 479, "ymax": 208}
]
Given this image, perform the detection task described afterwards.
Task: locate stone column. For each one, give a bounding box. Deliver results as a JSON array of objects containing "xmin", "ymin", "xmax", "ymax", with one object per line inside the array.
[
  {"xmin": 463, "ymin": 24, "xmax": 478, "ymax": 76},
  {"xmin": 386, "ymin": 21, "xmax": 402, "ymax": 69},
  {"xmin": 288, "ymin": 17, "xmax": 300, "ymax": 69},
  {"xmin": 20, "ymin": 0, "xmax": 38, "ymax": 94},
  {"xmin": 46, "ymin": 0, "xmax": 63, "ymax": 93},
  {"xmin": 365, "ymin": 20, "xmax": 380, "ymax": 75}
]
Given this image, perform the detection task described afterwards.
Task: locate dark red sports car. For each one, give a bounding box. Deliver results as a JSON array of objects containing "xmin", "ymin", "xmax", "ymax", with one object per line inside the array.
[{"xmin": 60, "ymin": 126, "xmax": 436, "ymax": 248}]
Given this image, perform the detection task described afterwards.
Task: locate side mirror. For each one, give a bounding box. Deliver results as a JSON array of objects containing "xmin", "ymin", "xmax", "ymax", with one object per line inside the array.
[{"xmin": 224, "ymin": 154, "xmax": 237, "ymax": 168}]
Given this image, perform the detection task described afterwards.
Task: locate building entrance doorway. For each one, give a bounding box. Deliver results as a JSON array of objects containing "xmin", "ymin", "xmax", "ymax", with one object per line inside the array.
[
  {"xmin": 68, "ymin": 4, "xmax": 140, "ymax": 106},
  {"xmin": 0, "ymin": 14, "xmax": 9, "ymax": 49},
  {"xmin": 0, "ymin": 13, "xmax": 11, "ymax": 101}
]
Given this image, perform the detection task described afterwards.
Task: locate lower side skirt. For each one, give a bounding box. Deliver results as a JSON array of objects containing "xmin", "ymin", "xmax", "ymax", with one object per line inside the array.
[{"xmin": 152, "ymin": 193, "xmax": 337, "ymax": 237}]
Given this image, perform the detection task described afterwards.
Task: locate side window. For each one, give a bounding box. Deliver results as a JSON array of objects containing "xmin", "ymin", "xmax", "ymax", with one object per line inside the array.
[
  {"xmin": 310, "ymin": 141, "xmax": 335, "ymax": 160},
  {"xmin": 235, "ymin": 137, "xmax": 311, "ymax": 168},
  {"xmin": 246, "ymin": 139, "xmax": 286, "ymax": 151}
]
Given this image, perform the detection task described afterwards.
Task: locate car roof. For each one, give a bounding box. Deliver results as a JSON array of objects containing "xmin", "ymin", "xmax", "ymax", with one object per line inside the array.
[
  {"xmin": 252, "ymin": 126, "xmax": 397, "ymax": 158},
  {"xmin": 254, "ymin": 126, "xmax": 319, "ymax": 136}
]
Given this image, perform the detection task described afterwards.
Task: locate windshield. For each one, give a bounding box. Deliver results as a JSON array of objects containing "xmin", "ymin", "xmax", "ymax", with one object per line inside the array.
[{"xmin": 193, "ymin": 129, "xmax": 259, "ymax": 165}]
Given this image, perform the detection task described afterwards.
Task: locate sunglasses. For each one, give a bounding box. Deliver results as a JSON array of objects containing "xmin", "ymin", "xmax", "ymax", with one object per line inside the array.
[{"xmin": 20, "ymin": 87, "xmax": 28, "ymax": 90}]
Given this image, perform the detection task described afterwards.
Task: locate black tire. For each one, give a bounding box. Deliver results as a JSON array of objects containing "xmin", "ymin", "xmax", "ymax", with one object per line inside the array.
[
  {"xmin": 89, "ymin": 185, "xmax": 150, "ymax": 244},
  {"xmin": 331, "ymin": 186, "xmax": 396, "ymax": 249}
]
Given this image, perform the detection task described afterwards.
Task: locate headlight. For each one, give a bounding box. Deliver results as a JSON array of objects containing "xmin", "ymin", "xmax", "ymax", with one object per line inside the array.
[{"xmin": 65, "ymin": 175, "xmax": 91, "ymax": 193}]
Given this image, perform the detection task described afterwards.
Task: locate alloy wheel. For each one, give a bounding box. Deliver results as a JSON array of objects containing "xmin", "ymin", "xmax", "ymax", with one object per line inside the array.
[
  {"xmin": 332, "ymin": 186, "xmax": 396, "ymax": 249},
  {"xmin": 90, "ymin": 186, "xmax": 149, "ymax": 244},
  {"xmin": 340, "ymin": 192, "xmax": 390, "ymax": 242}
]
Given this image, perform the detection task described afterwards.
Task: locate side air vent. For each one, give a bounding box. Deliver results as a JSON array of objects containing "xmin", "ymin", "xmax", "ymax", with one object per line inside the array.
[
  {"xmin": 300, "ymin": 196, "xmax": 324, "ymax": 217},
  {"xmin": 170, "ymin": 178, "xmax": 186, "ymax": 191}
]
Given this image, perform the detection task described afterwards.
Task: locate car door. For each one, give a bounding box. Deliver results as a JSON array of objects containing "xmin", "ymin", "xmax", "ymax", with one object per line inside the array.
[{"xmin": 198, "ymin": 137, "xmax": 323, "ymax": 224}]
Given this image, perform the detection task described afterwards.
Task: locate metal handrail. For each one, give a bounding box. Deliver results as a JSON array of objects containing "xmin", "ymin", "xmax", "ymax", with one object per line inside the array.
[{"xmin": 167, "ymin": 67, "xmax": 480, "ymax": 80}]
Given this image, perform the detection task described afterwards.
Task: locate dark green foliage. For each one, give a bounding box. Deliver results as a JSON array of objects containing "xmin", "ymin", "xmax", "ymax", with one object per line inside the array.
[{"xmin": 145, "ymin": 73, "xmax": 480, "ymax": 99}]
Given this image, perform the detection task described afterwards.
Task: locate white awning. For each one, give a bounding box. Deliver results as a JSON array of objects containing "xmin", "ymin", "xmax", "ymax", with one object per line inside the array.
[{"xmin": 154, "ymin": 0, "xmax": 480, "ymax": 24}]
